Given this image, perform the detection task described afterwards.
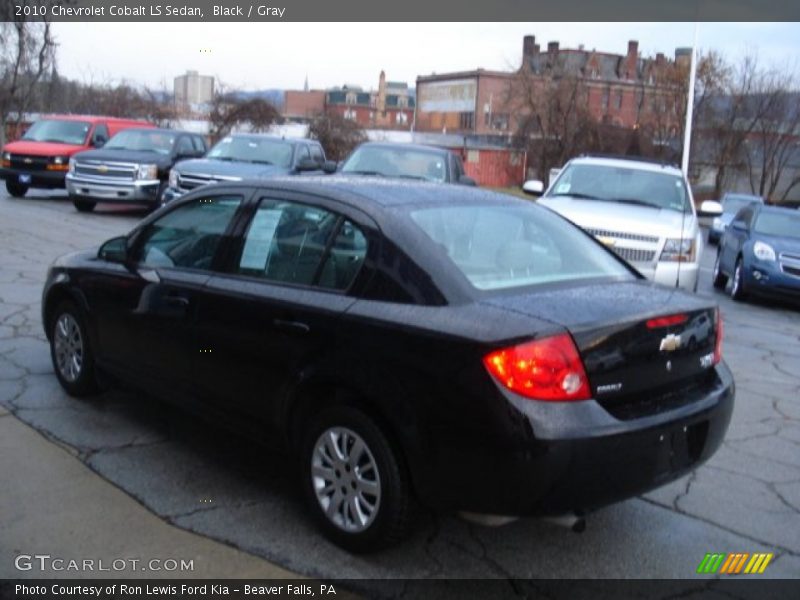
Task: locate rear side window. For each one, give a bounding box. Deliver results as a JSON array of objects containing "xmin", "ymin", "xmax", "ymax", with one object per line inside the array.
[
  {"xmin": 237, "ymin": 199, "xmax": 367, "ymax": 290},
  {"xmin": 310, "ymin": 144, "xmax": 324, "ymax": 164},
  {"xmin": 410, "ymin": 204, "xmax": 633, "ymax": 291}
]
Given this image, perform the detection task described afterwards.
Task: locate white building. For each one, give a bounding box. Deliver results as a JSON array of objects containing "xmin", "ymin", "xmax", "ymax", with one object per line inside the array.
[{"xmin": 174, "ymin": 70, "xmax": 214, "ymax": 109}]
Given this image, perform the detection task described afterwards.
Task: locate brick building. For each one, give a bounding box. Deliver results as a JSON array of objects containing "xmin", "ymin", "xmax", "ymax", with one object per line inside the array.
[
  {"xmin": 326, "ymin": 71, "xmax": 416, "ymax": 130},
  {"xmin": 415, "ymin": 35, "xmax": 689, "ymax": 137},
  {"xmin": 282, "ymin": 90, "xmax": 326, "ymax": 121}
]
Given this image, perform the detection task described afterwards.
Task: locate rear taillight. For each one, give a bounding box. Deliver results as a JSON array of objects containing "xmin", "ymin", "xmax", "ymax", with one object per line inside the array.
[
  {"xmin": 483, "ymin": 333, "xmax": 591, "ymax": 402},
  {"xmin": 714, "ymin": 308, "xmax": 723, "ymax": 365}
]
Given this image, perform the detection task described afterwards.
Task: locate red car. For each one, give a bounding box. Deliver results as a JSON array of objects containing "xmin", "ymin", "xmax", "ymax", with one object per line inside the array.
[{"xmin": 1, "ymin": 115, "xmax": 153, "ymax": 197}]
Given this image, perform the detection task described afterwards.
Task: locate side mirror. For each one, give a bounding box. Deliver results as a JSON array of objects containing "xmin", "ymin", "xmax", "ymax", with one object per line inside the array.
[
  {"xmin": 321, "ymin": 160, "xmax": 338, "ymax": 174},
  {"xmin": 700, "ymin": 200, "xmax": 723, "ymax": 216},
  {"xmin": 522, "ymin": 180, "xmax": 544, "ymax": 196},
  {"xmin": 731, "ymin": 221, "xmax": 747, "ymax": 232},
  {"xmin": 92, "ymin": 136, "xmax": 107, "ymax": 148},
  {"xmin": 98, "ymin": 236, "xmax": 129, "ymax": 263},
  {"xmin": 458, "ymin": 175, "xmax": 477, "ymax": 187},
  {"xmin": 295, "ymin": 157, "xmax": 319, "ymax": 172}
]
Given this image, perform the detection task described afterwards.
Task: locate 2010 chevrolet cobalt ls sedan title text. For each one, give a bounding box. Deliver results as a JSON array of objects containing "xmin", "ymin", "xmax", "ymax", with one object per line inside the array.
[{"xmin": 42, "ymin": 178, "xmax": 734, "ymax": 552}]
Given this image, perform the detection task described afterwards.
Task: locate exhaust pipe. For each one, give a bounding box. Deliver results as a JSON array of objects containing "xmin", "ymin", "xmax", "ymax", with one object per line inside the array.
[{"xmin": 542, "ymin": 512, "xmax": 586, "ymax": 533}]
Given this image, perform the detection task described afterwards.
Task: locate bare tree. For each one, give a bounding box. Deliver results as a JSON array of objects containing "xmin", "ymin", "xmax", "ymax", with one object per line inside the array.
[
  {"xmin": 307, "ymin": 113, "xmax": 367, "ymax": 161},
  {"xmin": 207, "ymin": 84, "xmax": 281, "ymax": 142},
  {"xmin": 0, "ymin": 1, "xmax": 57, "ymax": 146}
]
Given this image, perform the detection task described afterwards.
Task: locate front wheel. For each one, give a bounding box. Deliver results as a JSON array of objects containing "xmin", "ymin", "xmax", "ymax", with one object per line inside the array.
[
  {"xmin": 712, "ymin": 252, "xmax": 728, "ymax": 289},
  {"xmin": 300, "ymin": 405, "xmax": 412, "ymax": 552},
  {"xmin": 730, "ymin": 257, "xmax": 748, "ymax": 302},
  {"xmin": 6, "ymin": 180, "xmax": 28, "ymax": 197},
  {"xmin": 49, "ymin": 300, "xmax": 99, "ymax": 396},
  {"xmin": 73, "ymin": 199, "xmax": 96, "ymax": 213}
]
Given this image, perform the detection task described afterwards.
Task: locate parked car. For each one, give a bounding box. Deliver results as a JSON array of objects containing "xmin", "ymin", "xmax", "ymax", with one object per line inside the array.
[
  {"xmin": 713, "ymin": 204, "xmax": 800, "ymax": 302},
  {"xmin": 162, "ymin": 134, "xmax": 326, "ymax": 202},
  {"xmin": 339, "ymin": 142, "xmax": 476, "ymax": 185},
  {"xmin": 65, "ymin": 128, "xmax": 207, "ymax": 212},
  {"xmin": 707, "ymin": 192, "xmax": 765, "ymax": 245},
  {"xmin": 524, "ymin": 156, "xmax": 703, "ymax": 291},
  {"xmin": 1, "ymin": 115, "xmax": 153, "ymax": 197},
  {"xmin": 42, "ymin": 178, "xmax": 733, "ymax": 552}
]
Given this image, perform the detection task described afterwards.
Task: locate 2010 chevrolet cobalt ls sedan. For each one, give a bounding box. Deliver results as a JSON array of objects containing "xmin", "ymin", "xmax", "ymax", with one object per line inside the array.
[{"xmin": 42, "ymin": 178, "xmax": 734, "ymax": 552}]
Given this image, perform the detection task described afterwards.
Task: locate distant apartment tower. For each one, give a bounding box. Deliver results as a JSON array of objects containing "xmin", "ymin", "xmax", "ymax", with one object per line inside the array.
[{"xmin": 174, "ymin": 70, "xmax": 214, "ymax": 108}]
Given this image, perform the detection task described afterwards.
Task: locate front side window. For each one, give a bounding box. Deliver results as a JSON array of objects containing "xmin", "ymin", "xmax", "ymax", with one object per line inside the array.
[
  {"xmin": 547, "ymin": 163, "xmax": 692, "ymax": 213},
  {"xmin": 137, "ymin": 196, "xmax": 241, "ymax": 270},
  {"xmin": 22, "ymin": 119, "xmax": 92, "ymax": 145},
  {"xmin": 237, "ymin": 199, "xmax": 367, "ymax": 290},
  {"xmin": 410, "ymin": 203, "xmax": 634, "ymax": 291}
]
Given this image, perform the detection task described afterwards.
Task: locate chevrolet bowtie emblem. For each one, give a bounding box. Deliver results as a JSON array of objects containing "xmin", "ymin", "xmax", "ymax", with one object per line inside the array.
[
  {"xmin": 660, "ymin": 333, "xmax": 682, "ymax": 352},
  {"xmin": 23, "ymin": 158, "xmax": 32, "ymax": 164},
  {"xmin": 97, "ymin": 165, "xmax": 108, "ymax": 172},
  {"xmin": 596, "ymin": 235, "xmax": 616, "ymax": 247}
]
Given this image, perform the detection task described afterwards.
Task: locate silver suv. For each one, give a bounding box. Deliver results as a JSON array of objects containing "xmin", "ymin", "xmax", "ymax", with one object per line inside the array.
[{"xmin": 524, "ymin": 156, "xmax": 702, "ymax": 291}]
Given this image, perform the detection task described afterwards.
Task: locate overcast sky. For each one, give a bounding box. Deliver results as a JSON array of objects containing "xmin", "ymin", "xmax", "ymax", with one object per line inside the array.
[{"xmin": 51, "ymin": 22, "xmax": 799, "ymax": 92}]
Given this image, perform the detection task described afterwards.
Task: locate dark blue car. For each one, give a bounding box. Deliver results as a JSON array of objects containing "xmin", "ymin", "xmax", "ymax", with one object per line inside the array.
[{"xmin": 713, "ymin": 204, "xmax": 800, "ymax": 302}]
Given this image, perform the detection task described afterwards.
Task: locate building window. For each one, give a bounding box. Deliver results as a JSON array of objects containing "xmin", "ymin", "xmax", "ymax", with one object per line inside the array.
[
  {"xmin": 395, "ymin": 112, "xmax": 408, "ymax": 125},
  {"xmin": 398, "ymin": 96, "xmax": 408, "ymax": 108},
  {"xmin": 614, "ymin": 91, "xmax": 623, "ymax": 111},
  {"xmin": 346, "ymin": 92, "xmax": 357, "ymax": 105},
  {"xmin": 601, "ymin": 88, "xmax": 610, "ymax": 111},
  {"xmin": 459, "ymin": 112, "xmax": 474, "ymax": 130},
  {"xmin": 344, "ymin": 109, "xmax": 356, "ymax": 120}
]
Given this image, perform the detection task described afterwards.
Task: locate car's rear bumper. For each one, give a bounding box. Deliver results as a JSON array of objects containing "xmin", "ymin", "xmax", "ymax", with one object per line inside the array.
[
  {"xmin": 66, "ymin": 173, "xmax": 161, "ymax": 204},
  {"xmin": 416, "ymin": 363, "xmax": 734, "ymax": 517},
  {"xmin": 1, "ymin": 167, "xmax": 67, "ymax": 188}
]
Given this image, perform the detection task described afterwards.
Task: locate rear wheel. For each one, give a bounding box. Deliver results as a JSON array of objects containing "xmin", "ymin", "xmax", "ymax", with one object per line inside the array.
[
  {"xmin": 730, "ymin": 257, "xmax": 748, "ymax": 301},
  {"xmin": 49, "ymin": 300, "xmax": 99, "ymax": 396},
  {"xmin": 73, "ymin": 199, "xmax": 96, "ymax": 213},
  {"xmin": 712, "ymin": 252, "xmax": 728, "ymax": 289},
  {"xmin": 6, "ymin": 180, "xmax": 28, "ymax": 197},
  {"xmin": 300, "ymin": 404, "xmax": 412, "ymax": 552}
]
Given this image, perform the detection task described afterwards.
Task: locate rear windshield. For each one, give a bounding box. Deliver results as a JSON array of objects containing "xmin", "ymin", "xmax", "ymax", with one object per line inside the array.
[
  {"xmin": 754, "ymin": 211, "xmax": 800, "ymax": 239},
  {"xmin": 105, "ymin": 130, "xmax": 175, "ymax": 154},
  {"xmin": 207, "ymin": 136, "xmax": 293, "ymax": 168},
  {"xmin": 547, "ymin": 163, "xmax": 691, "ymax": 213},
  {"xmin": 22, "ymin": 119, "xmax": 91, "ymax": 145},
  {"xmin": 410, "ymin": 203, "xmax": 634, "ymax": 291}
]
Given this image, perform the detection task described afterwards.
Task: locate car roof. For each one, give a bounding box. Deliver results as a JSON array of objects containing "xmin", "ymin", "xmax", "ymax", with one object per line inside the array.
[
  {"xmin": 568, "ymin": 155, "xmax": 684, "ymax": 177},
  {"xmin": 225, "ymin": 176, "xmax": 518, "ymax": 217},
  {"xmin": 119, "ymin": 127, "xmax": 198, "ymax": 135},
  {"xmin": 355, "ymin": 141, "xmax": 450, "ymax": 155},
  {"xmin": 223, "ymin": 133, "xmax": 310, "ymax": 144},
  {"xmin": 40, "ymin": 114, "xmax": 149, "ymax": 124}
]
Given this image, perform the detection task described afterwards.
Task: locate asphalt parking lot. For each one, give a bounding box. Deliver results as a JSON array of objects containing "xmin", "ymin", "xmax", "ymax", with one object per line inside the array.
[{"xmin": 0, "ymin": 189, "xmax": 798, "ymax": 581}]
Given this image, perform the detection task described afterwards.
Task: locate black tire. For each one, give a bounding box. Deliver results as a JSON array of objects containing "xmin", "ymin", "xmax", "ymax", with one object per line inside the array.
[
  {"xmin": 730, "ymin": 257, "xmax": 748, "ymax": 302},
  {"xmin": 154, "ymin": 181, "xmax": 168, "ymax": 209},
  {"xmin": 6, "ymin": 180, "xmax": 28, "ymax": 197},
  {"xmin": 49, "ymin": 300, "xmax": 99, "ymax": 397},
  {"xmin": 73, "ymin": 199, "xmax": 96, "ymax": 213},
  {"xmin": 299, "ymin": 404, "xmax": 413, "ymax": 552},
  {"xmin": 712, "ymin": 251, "xmax": 728, "ymax": 290}
]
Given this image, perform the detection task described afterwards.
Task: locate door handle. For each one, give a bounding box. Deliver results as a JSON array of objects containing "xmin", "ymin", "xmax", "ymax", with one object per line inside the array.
[
  {"xmin": 273, "ymin": 319, "xmax": 310, "ymax": 335},
  {"xmin": 164, "ymin": 295, "xmax": 190, "ymax": 307}
]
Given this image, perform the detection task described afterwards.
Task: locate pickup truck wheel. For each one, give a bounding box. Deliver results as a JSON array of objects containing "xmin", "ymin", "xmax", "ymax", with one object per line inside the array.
[
  {"xmin": 73, "ymin": 199, "xmax": 96, "ymax": 213},
  {"xmin": 6, "ymin": 180, "xmax": 28, "ymax": 197},
  {"xmin": 49, "ymin": 300, "xmax": 99, "ymax": 397},
  {"xmin": 300, "ymin": 405, "xmax": 412, "ymax": 552}
]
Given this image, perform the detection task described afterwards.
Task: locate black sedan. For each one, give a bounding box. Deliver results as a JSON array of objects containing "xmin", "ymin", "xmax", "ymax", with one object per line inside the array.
[{"xmin": 42, "ymin": 178, "xmax": 734, "ymax": 552}]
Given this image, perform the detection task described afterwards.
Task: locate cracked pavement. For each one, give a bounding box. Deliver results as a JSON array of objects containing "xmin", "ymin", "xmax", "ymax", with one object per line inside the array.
[{"xmin": 0, "ymin": 190, "xmax": 798, "ymax": 582}]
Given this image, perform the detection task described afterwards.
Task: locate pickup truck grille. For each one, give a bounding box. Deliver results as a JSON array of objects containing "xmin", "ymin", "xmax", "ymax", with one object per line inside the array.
[
  {"xmin": 585, "ymin": 228, "xmax": 659, "ymax": 244},
  {"xmin": 8, "ymin": 154, "xmax": 49, "ymax": 171},
  {"xmin": 613, "ymin": 247, "xmax": 657, "ymax": 263},
  {"xmin": 74, "ymin": 161, "xmax": 137, "ymax": 181}
]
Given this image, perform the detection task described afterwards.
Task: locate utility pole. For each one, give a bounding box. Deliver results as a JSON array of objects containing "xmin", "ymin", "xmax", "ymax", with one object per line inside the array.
[{"xmin": 681, "ymin": 23, "xmax": 699, "ymax": 177}]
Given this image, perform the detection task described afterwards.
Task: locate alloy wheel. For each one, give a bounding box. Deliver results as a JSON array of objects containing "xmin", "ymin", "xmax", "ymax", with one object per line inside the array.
[
  {"xmin": 54, "ymin": 313, "xmax": 84, "ymax": 382},
  {"xmin": 311, "ymin": 427, "xmax": 382, "ymax": 533}
]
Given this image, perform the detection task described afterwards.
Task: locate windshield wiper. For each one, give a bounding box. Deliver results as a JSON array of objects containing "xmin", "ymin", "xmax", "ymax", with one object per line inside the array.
[
  {"xmin": 247, "ymin": 159, "xmax": 273, "ymax": 165},
  {"xmin": 549, "ymin": 192, "xmax": 602, "ymax": 200},
  {"xmin": 344, "ymin": 170, "xmax": 385, "ymax": 177},
  {"xmin": 608, "ymin": 197, "xmax": 663, "ymax": 209},
  {"xmin": 209, "ymin": 156, "xmax": 234, "ymax": 161}
]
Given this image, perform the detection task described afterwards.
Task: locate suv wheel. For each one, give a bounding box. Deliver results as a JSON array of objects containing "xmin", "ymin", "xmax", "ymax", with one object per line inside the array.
[
  {"xmin": 49, "ymin": 300, "xmax": 99, "ymax": 396},
  {"xmin": 300, "ymin": 405, "xmax": 412, "ymax": 552},
  {"xmin": 730, "ymin": 257, "xmax": 748, "ymax": 301},
  {"xmin": 73, "ymin": 199, "xmax": 96, "ymax": 213},
  {"xmin": 6, "ymin": 180, "xmax": 28, "ymax": 197},
  {"xmin": 712, "ymin": 252, "xmax": 728, "ymax": 289}
]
